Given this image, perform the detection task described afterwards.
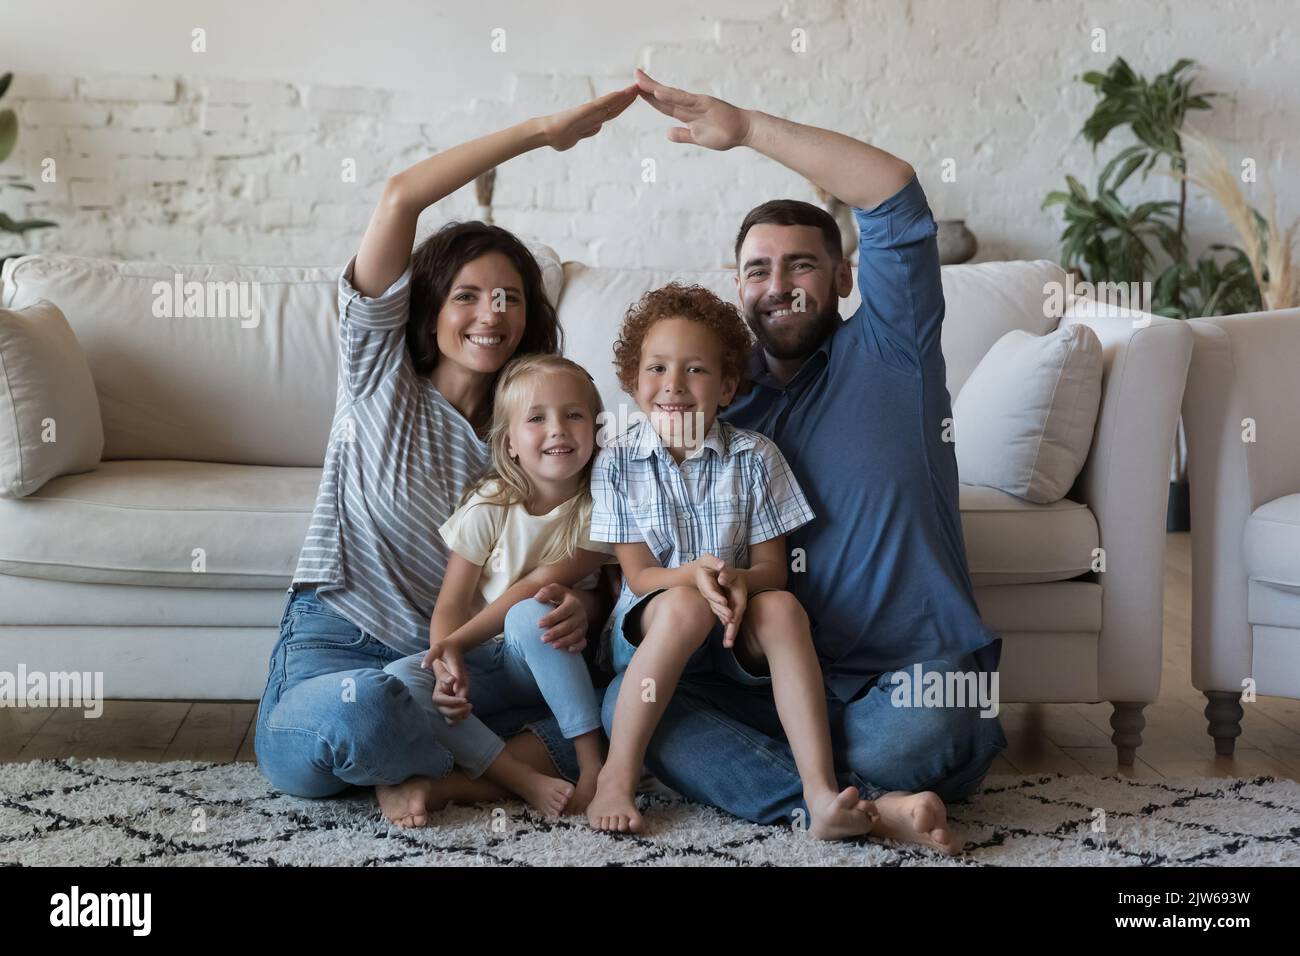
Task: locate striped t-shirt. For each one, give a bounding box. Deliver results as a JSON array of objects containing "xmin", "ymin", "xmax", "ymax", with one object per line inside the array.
[{"xmin": 291, "ymin": 255, "xmax": 492, "ymax": 656}]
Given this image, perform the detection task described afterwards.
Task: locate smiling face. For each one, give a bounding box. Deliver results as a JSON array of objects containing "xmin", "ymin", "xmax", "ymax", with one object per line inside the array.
[
  {"xmin": 735, "ymin": 223, "xmax": 851, "ymax": 362},
  {"xmin": 434, "ymin": 251, "xmax": 530, "ymax": 375},
  {"xmin": 505, "ymin": 370, "xmax": 597, "ymax": 490},
  {"xmin": 635, "ymin": 317, "xmax": 738, "ymax": 451}
]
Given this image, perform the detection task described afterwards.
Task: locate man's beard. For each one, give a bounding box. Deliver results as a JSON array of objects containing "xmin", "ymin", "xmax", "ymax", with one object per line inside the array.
[{"xmin": 745, "ymin": 296, "xmax": 841, "ymax": 361}]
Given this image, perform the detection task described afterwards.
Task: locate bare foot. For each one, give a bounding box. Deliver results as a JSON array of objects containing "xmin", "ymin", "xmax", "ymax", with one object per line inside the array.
[
  {"xmin": 566, "ymin": 767, "xmax": 600, "ymax": 816},
  {"xmin": 587, "ymin": 769, "xmax": 642, "ymax": 832},
  {"xmin": 375, "ymin": 776, "xmax": 448, "ymax": 829},
  {"xmin": 517, "ymin": 769, "xmax": 574, "ymax": 818},
  {"xmin": 871, "ymin": 790, "xmax": 960, "ymax": 855},
  {"xmin": 806, "ymin": 786, "xmax": 879, "ymax": 841}
]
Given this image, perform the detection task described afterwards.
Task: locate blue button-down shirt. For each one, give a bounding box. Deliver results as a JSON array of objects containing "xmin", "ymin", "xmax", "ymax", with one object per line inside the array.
[
  {"xmin": 590, "ymin": 414, "xmax": 815, "ymax": 622},
  {"xmin": 720, "ymin": 174, "xmax": 1001, "ymax": 702}
]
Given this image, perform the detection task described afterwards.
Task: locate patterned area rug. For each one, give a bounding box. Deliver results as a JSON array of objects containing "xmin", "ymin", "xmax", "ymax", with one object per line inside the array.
[{"xmin": 2, "ymin": 759, "xmax": 1298, "ymax": 866}]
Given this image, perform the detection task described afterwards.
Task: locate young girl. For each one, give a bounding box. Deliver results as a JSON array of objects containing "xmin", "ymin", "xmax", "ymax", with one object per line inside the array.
[{"xmin": 383, "ymin": 354, "xmax": 615, "ymax": 820}]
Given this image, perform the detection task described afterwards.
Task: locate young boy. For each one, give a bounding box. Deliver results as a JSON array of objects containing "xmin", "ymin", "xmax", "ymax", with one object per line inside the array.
[{"xmin": 586, "ymin": 282, "xmax": 879, "ymax": 840}]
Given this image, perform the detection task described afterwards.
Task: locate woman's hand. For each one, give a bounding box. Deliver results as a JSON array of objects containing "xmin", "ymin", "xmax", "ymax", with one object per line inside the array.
[
  {"xmin": 534, "ymin": 583, "xmax": 588, "ymax": 653},
  {"xmin": 633, "ymin": 68, "xmax": 753, "ymax": 151},
  {"xmin": 537, "ymin": 85, "xmax": 638, "ymax": 152}
]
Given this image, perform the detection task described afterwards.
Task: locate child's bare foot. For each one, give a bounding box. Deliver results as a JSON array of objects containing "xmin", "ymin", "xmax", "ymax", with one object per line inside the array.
[
  {"xmin": 806, "ymin": 786, "xmax": 879, "ymax": 841},
  {"xmin": 587, "ymin": 769, "xmax": 642, "ymax": 832},
  {"xmin": 517, "ymin": 769, "xmax": 574, "ymax": 818},
  {"xmin": 871, "ymin": 790, "xmax": 960, "ymax": 855},
  {"xmin": 566, "ymin": 767, "xmax": 600, "ymax": 816},
  {"xmin": 376, "ymin": 776, "xmax": 448, "ymax": 828}
]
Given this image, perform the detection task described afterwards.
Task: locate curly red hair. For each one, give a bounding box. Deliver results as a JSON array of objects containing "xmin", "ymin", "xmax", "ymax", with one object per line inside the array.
[{"xmin": 612, "ymin": 282, "xmax": 754, "ymax": 397}]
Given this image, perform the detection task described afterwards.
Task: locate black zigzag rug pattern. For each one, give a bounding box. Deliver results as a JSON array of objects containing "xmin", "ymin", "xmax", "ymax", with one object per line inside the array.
[{"xmin": 2, "ymin": 759, "xmax": 1298, "ymax": 866}]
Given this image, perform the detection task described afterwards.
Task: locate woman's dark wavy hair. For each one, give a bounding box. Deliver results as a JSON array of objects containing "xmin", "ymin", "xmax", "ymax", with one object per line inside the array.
[{"xmin": 407, "ymin": 221, "xmax": 561, "ymax": 378}]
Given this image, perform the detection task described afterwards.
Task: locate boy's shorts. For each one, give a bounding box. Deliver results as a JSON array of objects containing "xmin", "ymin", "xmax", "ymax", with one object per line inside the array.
[{"xmin": 610, "ymin": 586, "xmax": 777, "ymax": 688}]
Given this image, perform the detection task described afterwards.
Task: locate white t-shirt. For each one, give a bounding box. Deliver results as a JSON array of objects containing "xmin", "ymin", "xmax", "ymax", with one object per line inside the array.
[{"xmin": 439, "ymin": 480, "xmax": 616, "ymax": 622}]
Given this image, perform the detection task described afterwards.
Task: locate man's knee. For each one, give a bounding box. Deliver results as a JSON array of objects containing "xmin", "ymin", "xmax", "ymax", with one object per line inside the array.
[{"xmin": 845, "ymin": 690, "xmax": 1002, "ymax": 792}]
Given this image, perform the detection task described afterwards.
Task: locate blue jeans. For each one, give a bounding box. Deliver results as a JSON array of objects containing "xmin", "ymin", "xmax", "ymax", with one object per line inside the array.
[
  {"xmin": 383, "ymin": 597, "xmax": 602, "ymax": 778},
  {"xmin": 600, "ymin": 655, "xmax": 1008, "ymax": 826},
  {"xmin": 255, "ymin": 587, "xmax": 581, "ymax": 797}
]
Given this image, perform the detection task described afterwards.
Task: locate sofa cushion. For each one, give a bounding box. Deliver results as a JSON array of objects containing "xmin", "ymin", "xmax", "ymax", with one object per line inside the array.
[
  {"xmin": 0, "ymin": 460, "xmax": 318, "ymax": 587},
  {"xmin": 953, "ymin": 323, "xmax": 1103, "ymax": 503},
  {"xmin": 1245, "ymin": 493, "xmax": 1300, "ymax": 591},
  {"xmin": 0, "ymin": 463, "xmax": 1100, "ymax": 591},
  {"xmin": 558, "ymin": 258, "xmax": 1067, "ymax": 416},
  {"xmin": 557, "ymin": 263, "xmax": 740, "ymax": 416},
  {"xmin": 0, "ymin": 242, "xmax": 563, "ymax": 468},
  {"xmin": 960, "ymin": 484, "xmax": 1099, "ymax": 586},
  {"xmin": 0, "ymin": 299, "xmax": 104, "ymax": 497}
]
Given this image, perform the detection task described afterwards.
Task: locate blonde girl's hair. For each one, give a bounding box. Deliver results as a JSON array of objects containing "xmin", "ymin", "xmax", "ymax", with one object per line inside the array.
[{"xmin": 459, "ymin": 353, "xmax": 605, "ymax": 566}]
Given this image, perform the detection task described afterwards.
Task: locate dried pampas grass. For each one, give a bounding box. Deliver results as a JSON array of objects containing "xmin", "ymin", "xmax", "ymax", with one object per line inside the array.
[
  {"xmin": 475, "ymin": 168, "xmax": 496, "ymax": 225},
  {"xmin": 1172, "ymin": 130, "xmax": 1299, "ymax": 311}
]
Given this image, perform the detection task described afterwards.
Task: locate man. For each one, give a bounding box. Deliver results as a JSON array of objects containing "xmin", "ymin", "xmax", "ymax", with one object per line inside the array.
[{"xmin": 599, "ymin": 69, "xmax": 1008, "ymax": 855}]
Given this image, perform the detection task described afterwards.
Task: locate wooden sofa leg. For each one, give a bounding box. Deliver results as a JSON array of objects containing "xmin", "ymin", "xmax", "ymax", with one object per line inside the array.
[
  {"xmin": 1109, "ymin": 701, "xmax": 1147, "ymax": 766},
  {"xmin": 1203, "ymin": 691, "xmax": 1244, "ymax": 757}
]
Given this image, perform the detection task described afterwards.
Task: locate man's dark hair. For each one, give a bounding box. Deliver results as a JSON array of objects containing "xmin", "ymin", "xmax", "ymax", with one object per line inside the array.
[
  {"xmin": 733, "ymin": 199, "xmax": 843, "ymax": 267},
  {"xmin": 407, "ymin": 220, "xmax": 561, "ymax": 377}
]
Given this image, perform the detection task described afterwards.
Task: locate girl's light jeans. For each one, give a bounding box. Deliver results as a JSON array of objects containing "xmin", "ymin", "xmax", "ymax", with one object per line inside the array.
[{"xmin": 383, "ymin": 597, "xmax": 601, "ymax": 778}]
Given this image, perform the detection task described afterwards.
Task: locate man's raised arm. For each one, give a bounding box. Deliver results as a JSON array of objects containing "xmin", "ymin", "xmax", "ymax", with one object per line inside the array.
[{"xmin": 633, "ymin": 67, "xmax": 914, "ymax": 210}]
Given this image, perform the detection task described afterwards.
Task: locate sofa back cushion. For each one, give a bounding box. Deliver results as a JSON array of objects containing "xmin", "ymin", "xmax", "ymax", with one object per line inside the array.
[
  {"xmin": 0, "ymin": 299, "xmax": 104, "ymax": 496},
  {"xmin": 3, "ymin": 252, "xmax": 1067, "ymax": 467},
  {"xmin": 952, "ymin": 323, "xmax": 1104, "ymax": 503},
  {"xmin": 2, "ymin": 255, "xmax": 339, "ymax": 466},
  {"xmin": 559, "ymin": 257, "xmax": 1067, "ymax": 416}
]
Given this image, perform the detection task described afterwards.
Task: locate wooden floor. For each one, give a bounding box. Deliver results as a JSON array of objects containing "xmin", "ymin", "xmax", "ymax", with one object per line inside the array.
[{"xmin": 4, "ymin": 532, "xmax": 1300, "ymax": 780}]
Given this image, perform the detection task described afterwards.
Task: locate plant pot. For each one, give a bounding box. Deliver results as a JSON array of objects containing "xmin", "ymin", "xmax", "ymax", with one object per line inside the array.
[
  {"xmin": 1167, "ymin": 479, "xmax": 1190, "ymax": 532},
  {"xmin": 937, "ymin": 220, "xmax": 977, "ymax": 265}
]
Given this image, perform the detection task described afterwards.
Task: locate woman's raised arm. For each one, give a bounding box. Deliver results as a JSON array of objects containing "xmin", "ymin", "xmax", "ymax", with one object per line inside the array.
[{"xmin": 351, "ymin": 85, "xmax": 639, "ymax": 297}]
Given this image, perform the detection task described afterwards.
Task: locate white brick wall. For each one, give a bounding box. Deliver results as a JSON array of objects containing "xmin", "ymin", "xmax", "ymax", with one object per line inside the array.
[{"xmin": 1, "ymin": 0, "xmax": 1294, "ymax": 270}]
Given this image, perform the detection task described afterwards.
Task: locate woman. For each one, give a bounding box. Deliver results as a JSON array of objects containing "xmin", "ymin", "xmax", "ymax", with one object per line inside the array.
[{"xmin": 255, "ymin": 85, "xmax": 637, "ymax": 826}]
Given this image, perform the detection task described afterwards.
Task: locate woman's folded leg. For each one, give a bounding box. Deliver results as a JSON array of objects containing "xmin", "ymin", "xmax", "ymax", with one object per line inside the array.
[{"xmin": 256, "ymin": 666, "xmax": 455, "ymax": 797}]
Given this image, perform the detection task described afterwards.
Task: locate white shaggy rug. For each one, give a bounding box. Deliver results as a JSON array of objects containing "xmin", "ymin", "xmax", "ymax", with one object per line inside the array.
[{"xmin": 2, "ymin": 759, "xmax": 1298, "ymax": 866}]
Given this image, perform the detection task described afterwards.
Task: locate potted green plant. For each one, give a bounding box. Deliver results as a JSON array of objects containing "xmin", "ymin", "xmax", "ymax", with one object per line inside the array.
[
  {"xmin": 1043, "ymin": 57, "xmax": 1264, "ymax": 531},
  {"xmin": 0, "ymin": 71, "xmax": 58, "ymax": 267}
]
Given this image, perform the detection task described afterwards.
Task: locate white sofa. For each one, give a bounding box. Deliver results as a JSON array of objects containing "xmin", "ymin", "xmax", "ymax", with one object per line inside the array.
[
  {"xmin": 1183, "ymin": 309, "xmax": 1300, "ymax": 754},
  {"xmin": 0, "ymin": 251, "xmax": 1193, "ymax": 762}
]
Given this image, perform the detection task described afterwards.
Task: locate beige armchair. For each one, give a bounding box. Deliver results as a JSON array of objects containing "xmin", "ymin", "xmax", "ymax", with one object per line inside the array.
[{"xmin": 1183, "ymin": 309, "xmax": 1300, "ymax": 754}]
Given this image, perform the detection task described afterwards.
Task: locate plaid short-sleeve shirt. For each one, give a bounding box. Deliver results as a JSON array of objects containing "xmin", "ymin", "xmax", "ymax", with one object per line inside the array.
[{"xmin": 590, "ymin": 415, "xmax": 815, "ymax": 615}]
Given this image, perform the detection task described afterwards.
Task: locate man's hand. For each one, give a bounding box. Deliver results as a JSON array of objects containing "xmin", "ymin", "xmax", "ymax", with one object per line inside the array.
[
  {"xmin": 633, "ymin": 68, "xmax": 752, "ymax": 151},
  {"xmin": 534, "ymin": 583, "xmax": 588, "ymax": 653},
  {"xmin": 537, "ymin": 85, "xmax": 638, "ymax": 152}
]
